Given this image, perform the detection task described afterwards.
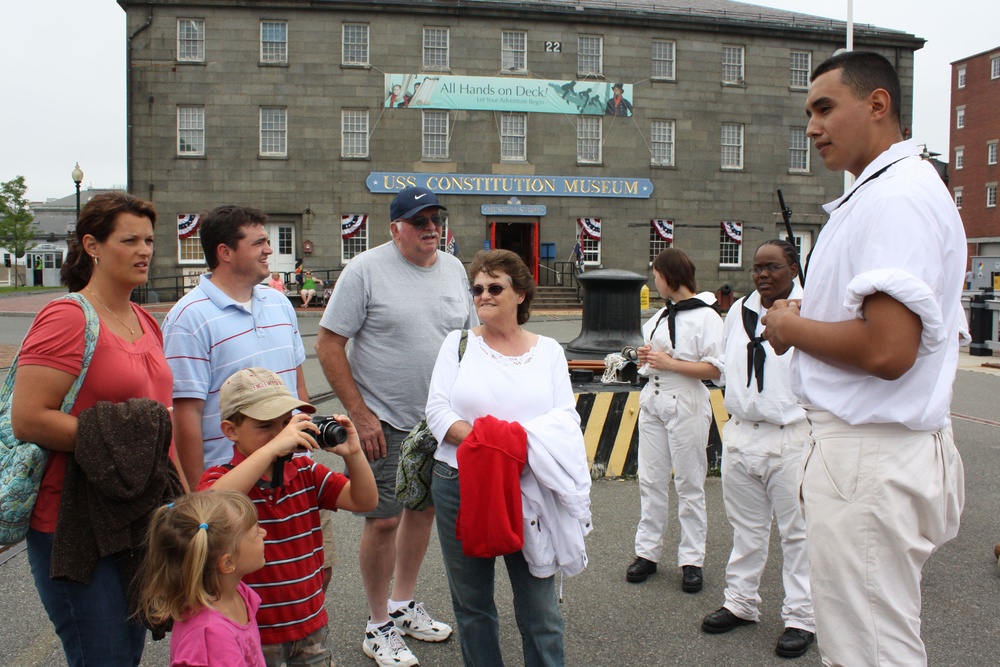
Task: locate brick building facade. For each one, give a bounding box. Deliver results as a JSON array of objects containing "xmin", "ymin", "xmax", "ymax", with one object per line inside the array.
[
  {"xmin": 950, "ymin": 47, "xmax": 1000, "ymax": 258},
  {"xmin": 116, "ymin": 0, "xmax": 923, "ymax": 296}
]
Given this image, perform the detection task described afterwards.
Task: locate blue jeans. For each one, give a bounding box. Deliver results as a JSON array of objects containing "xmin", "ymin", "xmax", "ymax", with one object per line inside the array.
[
  {"xmin": 26, "ymin": 528, "xmax": 146, "ymax": 667},
  {"xmin": 431, "ymin": 461, "xmax": 564, "ymax": 667}
]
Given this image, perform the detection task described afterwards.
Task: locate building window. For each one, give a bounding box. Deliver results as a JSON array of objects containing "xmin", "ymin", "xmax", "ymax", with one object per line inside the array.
[
  {"xmin": 437, "ymin": 216, "xmax": 453, "ymax": 253},
  {"xmin": 988, "ymin": 141, "xmax": 998, "ymax": 166},
  {"xmin": 423, "ymin": 27, "xmax": 450, "ymax": 69},
  {"xmin": 422, "ymin": 110, "xmax": 449, "ymax": 159},
  {"xmin": 582, "ymin": 236, "xmax": 601, "ymax": 265},
  {"xmin": 954, "ymin": 187, "xmax": 963, "ymax": 209},
  {"xmin": 719, "ymin": 222, "xmax": 742, "ymax": 267},
  {"xmin": 578, "ymin": 35, "xmax": 603, "ymax": 76},
  {"xmin": 721, "ymin": 123, "xmax": 744, "ymax": 170},
  {"xmin": 341, "ymin": 215, "xmax": 369, "ymax": 263},
  {"xmin": 988, "ymin": 184, "xmax": 998, "ymax": 208},
  {"xmin": 177, "ymin": 19, "xmax": 205, "ymax": 62},
  {"xmin": 500, "ymin": 112, "xmax": 527, "ymax": 161},
  {"xmin": 650, "ymin": 120, "xmax": 675, "ymax": 166},
  {"xmin": 956, "ymin": 106, "xmax": 965, "ymax": 129},
  {"xmin": 260, "ymin": 21, "xmax": 287, "ymax": 64},
  {"xmin": 956, "ymin": 147, "xmax": 964, "ymax": 170},
  {"xmin": 577, "ymin": 116, "xmax": 602, "ymax": 164},
  {"xmin": 502, "ymin": 31, "xmax": 527, "ymax": 71},
  {"xmin": 790, "ymin": 50, "xmax": 811, "ymax": 89},
  {"xmin": 649, "ymin": 219, "xmax": 673, "ymax": 265},
  {"xmin": 652, "ymin": 40, "xmax": 676, "ymax": 80},
  {"xmin": 722, "ymin": 45, "xmax": 744, "ymax": 84},
  {"xmin": 178, "ymin": 214, "xmax": 205, "ymax": 263},
  {"xmin": 341, "ymin": 110, "xmax": 369, "ymax": 158},
  {"xmin": 788, "ymin": 127, "xmax": 809, "ymax": 172},
  {"xmin": 177, "ymin": 106, "xmax": 205, "ymax": 156},
  {"xmin": 342, "ymin": 24, "xmax": 369, "ymax": 65},
  {"xmin": 260, "ymin": 107, "xmax": 287, "ymax": 157},
  {"xmin": 992, "ymin": 56, "xmax": 1000, "ymax": 80},
  {"xmin": 957, "ymin": 65, "xmax": 966, "ymax": 88}
]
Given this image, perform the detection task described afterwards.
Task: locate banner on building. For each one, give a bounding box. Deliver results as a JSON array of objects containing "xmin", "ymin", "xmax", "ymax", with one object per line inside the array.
[
  {"xmin": 384, "ymin": 74, "xmax": 633, "ymax": 116},
  {"xmin": 722, "ymin": 221, "xmax": 743, "ymax": 244},
  {"xmin": 651, "ymin": 219, "xmax": 673, "ymax": 242},
  {"xmin": 177, "ymin": 214, "xmax": 201, "ymax": 239},
  {"xmin": 341, "ymin": 214, "xmax": 367, "ymax": 239},
  {"xmin": 577, "ymin": 217, "xmax": 602, "ymax": 240}
]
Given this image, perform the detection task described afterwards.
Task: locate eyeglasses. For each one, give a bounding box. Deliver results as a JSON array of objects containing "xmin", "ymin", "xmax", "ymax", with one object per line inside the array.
[
  {"xmin": 470, "ymin": 283, "xmax": 507, "ymax": 297},
  {"xmin": 406, "ymin": 214, "xmax": 444, "ymax": 229},
  {"xmin": 749, "ymin": 263, "xmax": 790, "ymax": 276}
]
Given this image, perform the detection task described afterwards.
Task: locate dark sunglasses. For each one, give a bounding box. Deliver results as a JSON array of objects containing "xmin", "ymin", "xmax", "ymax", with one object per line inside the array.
[
  {"xmin": 406, "ymin": 214, "xmax": 444, "ymax": 229},
  {"xmin": 470, "ymin": 283, "xmax": 507, "ymax": 297}
]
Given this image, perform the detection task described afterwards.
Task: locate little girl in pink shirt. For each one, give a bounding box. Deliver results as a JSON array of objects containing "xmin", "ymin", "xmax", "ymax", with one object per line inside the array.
[{"xmin": 140, "ymin": 491, "xmax": 267, "ymax": 667}]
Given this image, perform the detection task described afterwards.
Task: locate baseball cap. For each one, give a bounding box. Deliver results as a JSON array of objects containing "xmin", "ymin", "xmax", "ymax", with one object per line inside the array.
[
  {"xmin": 218, "ymin": 367, "xmax": 316, "ymax": 421},
  {"xmin": 390, "ymin": 186, "xmax": 447, "ymax": 221}
]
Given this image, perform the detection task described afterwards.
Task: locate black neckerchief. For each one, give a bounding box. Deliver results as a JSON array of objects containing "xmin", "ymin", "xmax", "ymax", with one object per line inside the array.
[
  {"xmin": 650, "ymin": 297, "xmax": 719, "ymax": 349},
  {"xmin": 741, "ymin": 293, "xmax": 766, "ymax": 392},
  {"xmin": 834, "ymin": 157, "xmax": 910, "ymax": 210}
]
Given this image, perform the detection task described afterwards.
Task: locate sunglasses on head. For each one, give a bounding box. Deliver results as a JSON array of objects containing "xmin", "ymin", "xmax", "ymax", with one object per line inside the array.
[
  {"xmin": 470, "ymin": 283, "xmax": 507, "ymax": 297},
  {"xmin": 406, "ymin": 214, "xmax": 444, "ymax": 229}
]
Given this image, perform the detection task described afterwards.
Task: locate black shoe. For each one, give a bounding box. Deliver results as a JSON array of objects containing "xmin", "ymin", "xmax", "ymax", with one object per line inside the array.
[
  {"xmin": 701, "ymin": 607, "xmax": 756, "ymax": 634},
  {"xmin": 681, "ymin": 565, "xmax": 703, "ymax": 593},
  {"xmin": 626, "ymin": 556, "xmax": 657, "ymax": 583},
  {"xmin": 775, "ymin": 627, "xmax": 815, "ymax": 658}
]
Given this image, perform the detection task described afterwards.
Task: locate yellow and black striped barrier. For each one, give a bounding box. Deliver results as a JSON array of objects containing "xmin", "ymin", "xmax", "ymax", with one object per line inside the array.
[{"xmin": 575, "ymin": 387, "xmax": 729, "ymax": 478}]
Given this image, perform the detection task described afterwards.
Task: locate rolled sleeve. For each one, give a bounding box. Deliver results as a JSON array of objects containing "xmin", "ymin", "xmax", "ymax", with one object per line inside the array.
[{"xmin": 844, "ymin": 268, "xmax": 946, "ymax": 355}]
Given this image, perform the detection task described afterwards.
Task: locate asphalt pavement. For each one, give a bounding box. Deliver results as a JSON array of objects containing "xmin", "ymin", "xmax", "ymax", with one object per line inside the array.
[{"xmin": 1, "ymin": 293, "xmax": 998, "ymax": 666}]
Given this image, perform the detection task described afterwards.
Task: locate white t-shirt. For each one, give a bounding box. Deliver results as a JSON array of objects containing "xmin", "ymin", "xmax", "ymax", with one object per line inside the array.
[{"xmin": 790, "ymin": 139, "xmax": 967, "ymax": 431}]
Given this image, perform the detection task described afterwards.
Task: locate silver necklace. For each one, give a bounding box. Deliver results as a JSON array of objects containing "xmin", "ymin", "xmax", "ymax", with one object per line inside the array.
[{"xmin": 87, "ymin": 287, "xmax": 137, "ymax": 335}]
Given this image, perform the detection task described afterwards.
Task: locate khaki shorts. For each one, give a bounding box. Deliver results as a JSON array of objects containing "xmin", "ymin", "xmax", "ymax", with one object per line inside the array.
[
  {"xmin": 320, "ymin": 510, "xmax": 335, "ymax": 569},
  {"xmin": 351, "ymin": 422, "xmax": 406, "ymax": 519}
]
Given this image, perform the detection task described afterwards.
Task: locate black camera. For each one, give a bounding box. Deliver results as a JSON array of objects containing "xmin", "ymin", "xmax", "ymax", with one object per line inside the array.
[{"xmin": 311, "ymin": 416, "xmax": 348, "ymax": 448}]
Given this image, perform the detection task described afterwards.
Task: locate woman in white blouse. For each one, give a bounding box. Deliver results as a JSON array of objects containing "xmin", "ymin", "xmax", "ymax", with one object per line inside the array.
[{"xmin": 425, "ymin": 250, "xmax": 592, "ymax": 667}]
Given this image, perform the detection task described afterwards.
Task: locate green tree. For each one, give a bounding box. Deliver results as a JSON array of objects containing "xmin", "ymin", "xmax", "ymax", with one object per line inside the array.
[{"xmin": 0, "ymin": 176, "xmax": 38, "ymax": 288}]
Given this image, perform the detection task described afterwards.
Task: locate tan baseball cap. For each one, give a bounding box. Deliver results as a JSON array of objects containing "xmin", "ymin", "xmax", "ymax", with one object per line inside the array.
[{"xmin": 218, "ymin": 367, "xmax": 316, "ymax": 421}]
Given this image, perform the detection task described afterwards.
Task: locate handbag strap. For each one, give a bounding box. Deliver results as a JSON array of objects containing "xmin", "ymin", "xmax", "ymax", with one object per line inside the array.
[{"xmin": 0, "ymin": 292, "xmax": 102, "ymax": 415}]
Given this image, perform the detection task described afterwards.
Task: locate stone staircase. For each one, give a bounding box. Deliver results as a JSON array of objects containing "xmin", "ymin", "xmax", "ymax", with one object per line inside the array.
[{"xmin": 533, "ymin": 285, "xmax": 582, "ymax": 310}]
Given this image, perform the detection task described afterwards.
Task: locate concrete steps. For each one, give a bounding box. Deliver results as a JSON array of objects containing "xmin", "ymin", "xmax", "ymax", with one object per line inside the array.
[{"xmin": 534, "ymin": 285, "xmax": 581, "ymax": 310}]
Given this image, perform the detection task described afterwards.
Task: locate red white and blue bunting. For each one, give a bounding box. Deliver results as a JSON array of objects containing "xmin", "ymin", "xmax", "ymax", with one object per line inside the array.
[
  {"xmin": 577, "ymin": 217, "xmax": 602, "ymax": 240},
  {"xmin": 651, "ymin": 219, "xmax": 673, "ymax": 242},
  {"xmin": 721, "ymin": 220, "xmax": 743, "ymax": 244},
  {"xmin": 446, "ymin": 229, "xmax": 459, "ymax": 256},
  {"xmin": 177, "ymin": 213, "xmax": 201, "ymax": 240},
  {"xmin": 341, "ymin": 214, "xmax": 367, "ymax": 239}
]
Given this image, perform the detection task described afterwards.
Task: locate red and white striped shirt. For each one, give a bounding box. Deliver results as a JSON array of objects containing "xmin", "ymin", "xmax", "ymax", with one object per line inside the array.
[{"xmin": 199, "ymin": 447, "xmax": 347, "ymax": 645}]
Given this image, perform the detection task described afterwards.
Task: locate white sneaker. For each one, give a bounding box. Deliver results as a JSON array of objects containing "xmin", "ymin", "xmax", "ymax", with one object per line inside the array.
[
  {"xmin": 389, "ymin": 601, "xmax": 454, "ymax": 642},
  {"xmin": 362, "ymin": 622, "xmax": 419, "ymax": 667}
]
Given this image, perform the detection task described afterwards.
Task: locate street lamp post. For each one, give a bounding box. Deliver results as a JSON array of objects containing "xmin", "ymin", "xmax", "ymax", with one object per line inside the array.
[{"xmin": 71, "ymin": 163, "xmax": 84, "ymax": 222}]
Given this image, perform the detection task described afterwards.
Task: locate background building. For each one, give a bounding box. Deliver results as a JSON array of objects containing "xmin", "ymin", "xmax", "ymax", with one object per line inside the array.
[
  {"xmin": 117, "ymin": 0, "xmax": 924, "ymax": 298},
  {"xmin": 950, "ymin": 46, "xmax": 1000, "ymax": 261}
]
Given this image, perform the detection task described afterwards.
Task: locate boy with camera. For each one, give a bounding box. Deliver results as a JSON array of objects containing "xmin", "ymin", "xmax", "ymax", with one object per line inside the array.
[{"xmin": 198, "ymin": 367, "xmax": 378, "ymax": 667}]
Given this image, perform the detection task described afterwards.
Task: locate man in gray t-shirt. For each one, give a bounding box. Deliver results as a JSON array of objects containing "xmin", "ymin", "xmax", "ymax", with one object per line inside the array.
[{"xmin": 316, "ymin": 186, "xmax": 477, "ymax": 667}]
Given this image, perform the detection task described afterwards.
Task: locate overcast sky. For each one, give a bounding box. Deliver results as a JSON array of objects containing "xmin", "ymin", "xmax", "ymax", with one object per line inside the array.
[{"xmin": 1, "ymin": 1, "xmax": 996, "ymax": 202}]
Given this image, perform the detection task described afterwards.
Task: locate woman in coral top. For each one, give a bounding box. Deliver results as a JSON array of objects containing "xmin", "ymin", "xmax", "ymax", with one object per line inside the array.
[{"xmin": 11, "ymin": 192, "xmax": 184, "ymax": 667}]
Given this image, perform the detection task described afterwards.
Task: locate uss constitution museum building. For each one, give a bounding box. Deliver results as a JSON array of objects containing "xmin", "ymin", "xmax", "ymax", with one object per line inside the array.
[{"xmin": 116, "ymin": 0, "xmax": 924, "ymax": 295}]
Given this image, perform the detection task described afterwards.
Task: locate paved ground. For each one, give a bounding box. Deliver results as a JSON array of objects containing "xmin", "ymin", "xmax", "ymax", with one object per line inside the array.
[{"xmin": 1, "ymin": 293, "xmax": 999, "ymax": 666}]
